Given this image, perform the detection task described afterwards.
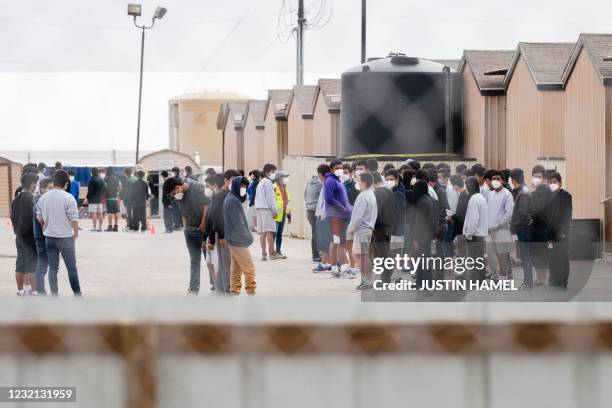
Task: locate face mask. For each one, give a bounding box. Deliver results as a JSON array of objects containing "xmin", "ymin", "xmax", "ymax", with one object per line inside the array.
[
  {"xmin": 173, "ymin": 172, "xmax": 178, "ymax": 178},
  {"xmin": 282, "ymin": 177, "xmax": 290, "ymax": 186},
  {"xmin": 175, "ymin": 192, "xmax": 184, "ymax": 201},
  {"xmin": 549, "ymin": 183, "xmax": 560, "ymax": 192},
  {"xmin": 508, "ymin": 177, "xmax": 513, "ymax": 187},
  {"xmin": 99, "ymin": 174, "xmax": 105, "ymax": 179},
  {"xmin": 354, "ymin": 182, "xmax": 361, "ymax": 191},
  {"xmin": 532, "ymin": 177, "xmax": 543, "ymax": 186},
  {"xmin": 204, "ymin": 187, "xmax": 213, "ymax": 198},
  {"xmin": 240, "ymin": 187, "xmax": 247, "ymax": 197},
  {"xmin": 334, "ymin": 169, "xmax": 343, "ymax": 178},
  {"xmin": 491, "ymin": 180, "xmax": 502, "ymax": 190},
  {"xmin": 384, "ymin": 180, "xmax": 396, "ymax": 189},
  {"xmin": 341, "ymin": 174, "xmax": 350, "ymax": 182},
  {"xmin": 269, "ymin": 172, "xmax": 276, "ymax": 180},
  {"xmin": 69, "ymin": 176, "xmax": 74, "ymax": 182},
  {"xmin": 410, "ymin": 177, "xmax": 417, "ymax": 186},
  {"xmin": 356, "ymin": 170, "xmax": 364, "ymax": 176}
]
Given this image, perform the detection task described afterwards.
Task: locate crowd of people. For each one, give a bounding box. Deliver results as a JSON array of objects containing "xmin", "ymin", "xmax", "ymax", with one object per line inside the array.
[
  {"xmin": 303, "ymin": 158, "xmax": 573, "ymax": 291},
  {"xmin": 9, "ymin": 156, "xmax": 573, "ymax": 297}
]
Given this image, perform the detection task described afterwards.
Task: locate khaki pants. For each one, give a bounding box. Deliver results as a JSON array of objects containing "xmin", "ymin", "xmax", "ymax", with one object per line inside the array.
[{"xmin": 229, "ymin": 245, "xmax": 256, "ymax": 295}]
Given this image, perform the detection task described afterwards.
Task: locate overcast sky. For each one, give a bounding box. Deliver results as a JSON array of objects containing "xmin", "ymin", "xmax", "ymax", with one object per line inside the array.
[{"xmin": 1, "ymin": 0, "xmax": 612, "ymax": 152}]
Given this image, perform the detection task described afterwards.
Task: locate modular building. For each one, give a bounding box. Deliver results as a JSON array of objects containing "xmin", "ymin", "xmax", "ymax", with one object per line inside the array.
[
  {"xmin": 242, "ymin": 100, "xmax": 267, "ymax": 172},
  {"xmin": 287, "ymin": 85, "xmax": 317, "ymax": 156},
  {"xmin": 459, "ymin": 50, "xmax": 514, "ymax": 168},
  {"xmin": 218, "ymin": 102, "xmax": 248, "ymax": 171},
  {"xmin": 0, "ymin": 157, "xmax": 22, "ymax": 217},
  {"xmin": 262, "ymin": 90, "xmax": 292, "ymax": 166},
  {"xmin": 312, "ymin": 78, "xmax": 342, "ymax": 157}
]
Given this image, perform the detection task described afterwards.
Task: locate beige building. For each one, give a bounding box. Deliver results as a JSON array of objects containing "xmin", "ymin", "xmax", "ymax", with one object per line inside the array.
[
  {"xmin": 561, "ymin": 34, "xmax": 612, "ymax": 249},
  {"xmin": 263, "ymin": 90, "xmax": 292, "ymax": 166},
  {"xmin": 459, "ymin": 50, "xmax": 514, "ymax": 168},
  {"xmin": 242, "ymin": 100, "xmax": 267, "ymax": 171},
  {"xmin": 169, "ymin": 92, "xmax": 247, "ymax": 167},
  {"xmin": 287, "ymin": 85, "xmax": 317, "ymax": 156},
  {"xmin": 0, "ymin": 157, "xmax": 22, "ymax": 217},
  {"xmin": 504, "ymin": 43, "xmax": 574, "ymax": 181},
  {"xmin": 137, "ymin": 149, "xmax": 199, "ymax": 172},
  {"xmin": 312, "ymin": 78, "xmax": 341, "ymax": 157}
]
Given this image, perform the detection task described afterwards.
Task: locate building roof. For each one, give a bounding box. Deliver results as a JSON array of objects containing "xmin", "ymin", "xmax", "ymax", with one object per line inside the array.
[
  {"xmin": 562, "ymin": 33, "xmax": 612, "ymax": 86},
  {"xmin": 504, "ymin": 42, "xmax": 575, "ymax": 90},
  {"xmin": 246, "ymin": 100, "xmax": 267, "ymax": 129},
  {"xmin": 316, "ymin": 78, "xmax": 341, "ymax": 112},
  {"xmin": 459, "ymin": 50, "xmax": 515, "ymax": 95},
  {"xmin": 216, "ymin": 102, "xmax": 248, "ymax": 131},
  {"xmin": 288, "ymin": 85, "xmax": 318, "ymax": 119},
  {"xmin": 170, "ymin": 91, "xmax": 247, "ymax": 101},
  {"xmin": 431, "ymin": 59, "xmax": 461, "ymax": 70},
  {"xmin": 137, "ymin": 149, "xmax": 199, "ymax": 172},
  {"xmin": 265, "ymin": 89, "xmax": 293, "ymax": 120}
]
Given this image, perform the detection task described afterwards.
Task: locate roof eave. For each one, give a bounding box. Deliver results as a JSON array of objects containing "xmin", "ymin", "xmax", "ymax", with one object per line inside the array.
[
  {"xmin": 479, "ymin": 88, "xmax": 506, "ymax": 96},
  {"xmin": 536, "ymin": 83, "xmax": 564, "ymax": 91}
]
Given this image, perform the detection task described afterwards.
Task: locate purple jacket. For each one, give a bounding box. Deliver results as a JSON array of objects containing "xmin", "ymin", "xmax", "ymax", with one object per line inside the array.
[{"xmin": 324, "ymin": 172, "xmax": 352, "ymax": 219}]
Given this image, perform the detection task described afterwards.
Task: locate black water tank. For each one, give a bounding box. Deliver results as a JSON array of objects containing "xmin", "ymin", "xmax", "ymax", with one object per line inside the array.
[{"xmin": 341, "ymin": 54, "xmax": 463, "ymax": 158}]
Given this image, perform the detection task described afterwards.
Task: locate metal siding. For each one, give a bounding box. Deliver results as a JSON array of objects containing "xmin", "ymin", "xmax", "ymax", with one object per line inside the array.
[
  {"xmin": 312, "ymin": 92, "xmax": 334, "ymax": 156},
  {"xmin": 263, "ymin": 109, "xmax": 281, "ymax": 166},
  {"xmin": 242, "ymin": 114, "xmax": 259, "ymax": 173},
  {"xmin": 463, "ymin": 65, "xmax": 486, "ymax": 163},
  {"xmin": 484, "ymin": 95, "xmax": 506, "ymax": 169},
  {"xmin": 223, "ymin": 116, "xmax": 239, "ymax": 170}
]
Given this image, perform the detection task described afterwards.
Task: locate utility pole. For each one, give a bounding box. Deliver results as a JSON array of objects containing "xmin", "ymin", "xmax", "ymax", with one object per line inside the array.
[
  {"xmin": 361, "ymin": 0, "xmax": 366, "ymax": 64},
  {"xmin": 296, "ymin": 0, "xmax": 305, "ymax": 85}
]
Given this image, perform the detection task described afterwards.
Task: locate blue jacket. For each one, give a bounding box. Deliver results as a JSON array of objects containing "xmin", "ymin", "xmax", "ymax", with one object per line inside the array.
[
  {"xmin": 324, "ymin": 173, "xmax": 352, "ymax": 219},
  {"xmin": 69, "ymin": 180, "xmax": 80, "ymax": 202},
  {"xmin": 223, "ymin": 177, "xmax": 253, "ymax": 248}
]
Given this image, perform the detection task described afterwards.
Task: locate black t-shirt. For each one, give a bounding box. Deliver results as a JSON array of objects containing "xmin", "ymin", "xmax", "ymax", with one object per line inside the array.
[
  {"xmin": 11, "ymin": 191, "xmax": 34, "ymax": 237},
  {"xmin": 181, "ymin": 179, "xmax": 211, "ymax": 228}
]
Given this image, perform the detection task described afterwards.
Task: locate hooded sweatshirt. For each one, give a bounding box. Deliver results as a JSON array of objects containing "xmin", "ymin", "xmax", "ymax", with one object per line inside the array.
[
  {"xmin": 463, "ymin": 178, "xmax": 488, "ymax": 238},
  {"xmin": 324, "ymin": 172, "xmax": 352, "ymax": 219},
  {"xmin": 304, "ymin": 176, "xmax": 323, "ymax": 211},
  {"xmin": 223, "ymin": 177, "xmax": 254, "ymax": 248},
  {"xmin": 391, "ymin": 182, "xmax": 406, "ymax": 236},
  {"xmin": 347, "ymin": 187, "xmax": 377, "ymax": 235},
  {"xmin": 411, "ymin": 180, "xmax": 437, "ymax": 242}
]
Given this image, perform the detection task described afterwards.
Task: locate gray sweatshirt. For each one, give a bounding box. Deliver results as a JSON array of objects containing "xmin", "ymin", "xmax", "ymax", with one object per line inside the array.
[
  {"xmin": 36, "ymin": 188, "xmax": 79, "ymax": 238},
  {"xmin": 254, "ymin": 177, "xmax": 276, "ymax": 212},
  {"xmin": 347, "ymin": 188, "xmax": 377, "ymax": 235},
  {"xmin": 304, "ymin": 176, "xmax": 323, "ymax": 211},
  {"xmin": 463, "ymin": 193, "xmax": 488, "ymax": 238},
  {"xmin": 487, "ymin": 188, "xmax": 514, "ymax": 232},
  {"xmin": 315, "ymin": 188, "xmax": 325, "ymax": 218}
]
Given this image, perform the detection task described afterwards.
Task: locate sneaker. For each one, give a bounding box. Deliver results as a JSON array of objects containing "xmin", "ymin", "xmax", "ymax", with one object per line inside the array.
[
  {"xmin": 16, "ymin": 290, "xmax": 25, "ymax": 297},
  {"xmin": 105, "ymin": 226, "xmax": 113, "ymax": 232},
  {"xmin": 518, "ymin": 282, "xmax": 532, "ymax": 291},
  {"xmin": 113, "ymin": 225, "xmax": 119, "ymax": 232},
  {"xmin": 312, "ymin": 263, "xmax": 329, "ymax": 273},
  {"xmin": 262, "ymin": 253, "xmax": 267, "ymax": 261},
  {"xmin": 312, "ymin": 257, "xmax": 322, "ymax": 263},
  {"xmin": 355, "ymin": 281, "xmax": 373, "ymax": 290},
  {"xmin": 276, "ymin": 252, "xmax": 288, "ymax": 259},
  {"xmin": 187, "ymin": 288, "xmax": 200, "ymax": 296},
  {"xmin": 337, "ymin": 270, "xmax": 355, "ymax": 279},
  {"xmin": 270, "ymin": 253, "xmax": 284, "ymax": 260},
  {"xmin": 330, "ymin": 265, "xmax": 341, "ymax": 278}
]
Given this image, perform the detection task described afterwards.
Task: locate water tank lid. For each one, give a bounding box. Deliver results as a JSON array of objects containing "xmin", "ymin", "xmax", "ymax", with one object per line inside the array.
[{"xmin": 344, "ymin": 54, "xmax": 452, "ymax": 74}]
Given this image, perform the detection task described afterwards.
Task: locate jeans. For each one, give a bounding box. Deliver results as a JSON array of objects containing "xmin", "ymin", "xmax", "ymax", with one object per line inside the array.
[
  {"xmin": 172, "ymin": 202, "xmax": 183, "ymax": 229},
  {"xmin": 275, "ymin": 215, "xmax": 286, "ymax": 254},
  {"xmin": 517, "ymin": 229, "xmax": 533, "ymax": 287},
  {"xmin": 163, "ymin": 205, "xmax": 174, "ymax": 232},
  {"xmin": 184, "ymin": 227, "xmax": 205, "ymax": 290},
  {"xmin": 306, "ymin": 209, "xmax": 319, "ymax": 259},
  {"xmin": 467, "ymin": 236, "xmax": 486, "ymax": 282},
  {"xmin": 132, "ymin": 206, "xmax": 147, "ymax": 231},
  {"xmin": 549, "ymin": 241, "xmax": 570, "ymax": 288},
  {"xmin": 46, "ymin": 237, "xmax": 81, "ymax": 295},
  {"xmin": 215, "ymin": 233, "xmax": 231, "ymax": 294},
  {"xmin": 35, "ymin": 237, "xmax": 48, "ymax": 294},
  {"xmin": 443, "ymin": 220, "xmax": 456, "ymax": 257}
]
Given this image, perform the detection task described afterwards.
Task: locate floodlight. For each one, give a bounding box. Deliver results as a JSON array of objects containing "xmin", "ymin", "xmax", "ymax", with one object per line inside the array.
[
  {"xmin": 127, "ymin": 3, "xmax": 142, "ymax": 17},
  {"xmin": 153, "ymin": 6, "xmax": 167, "ymax": 20}
]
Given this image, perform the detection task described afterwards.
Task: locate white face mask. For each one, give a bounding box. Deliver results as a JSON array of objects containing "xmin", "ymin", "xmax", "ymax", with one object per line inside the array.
[
  {"xmin": 384, "ymin": 180, "xmax": 396, "ymax": 189},
  {"xmin": 491, "ymin": 180, "xmax": 502, "ymax": 190},
  {"xmin": 269, "ymin": 172, "xmax": 276, "ymax": 180},
  {"xmin": 69, "ymin": 176, "xmax": 74, "ymax": 182},
  {"xmin": 204, "ymin": 187, "xmax": 213, "ymax": 198},
  {"xmin": 240, "ymin": 187, "xmax": 247, "ymax": 197},
  {"xmin": 334, "ymin": 169, "xmax": 343, "ymax": 178},
  {"xmin": 282, "ymin": 177, "xmax": 290, "ymax": 186},
  {"xmin": 174, "ymin": 191, "xmax": 184, "ymax": 201},
  {"xmin": 356, "ymin": 170, "xmax": 365, "ymax": 176},
  {"xmin": 549, "ymin": 183, "xmax": 560, "ymax": 192},
  {"xmin": 410, "ymin": 177, "xmax": 417, "ymax": 186},
  {"xmin": 99, "ymin": 174, "xmax": 105, "ymax": 179},
  {"xmin": 508, "ymin": 177, "xmax": 513, "ymax": 187},
  {"xmin": 532, "ymin": 176, "xmax": 543, "ymax": 186},
  {"xmin": 355, "ymin": 182, "xmax": 361, "ymax": 191},
  {"xmin": 341, "ymin": 174, "xmax": 350, "ymax": 182}
]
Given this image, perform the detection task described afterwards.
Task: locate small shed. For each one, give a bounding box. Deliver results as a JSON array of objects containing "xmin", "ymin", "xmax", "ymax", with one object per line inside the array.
[
  {"xmin": 561, "ymin": 34, "xmax": 612, "ymax": 250},
  {"xmin": 137, "ymin": 149, "xmax": 199, "ymax": 173},
  {"xmin": 0, "ymin": 157, "xmax": 23, "ymax": 218},
  {"xmin": 263, "ymin": 90, "xmax": 292, "ymax": 166},
  {"xmin": 504, "ymin": 43, "xmax": 574, "ymax": 180},
  {"xmin": 219, "ymin": 102, "xmax": 248, "ymax": 171},
  {"xmin": 286, "ymin": 85, "xmax": 317, "ymax": 156},
  {"xmin": 242, "ymin": 100, "xmax": 267, "ymax": 172},
  {"xmin": 312, "ymin": 78, "xmax": 341, "ymax": 156},
  {"xmin": 459, "ymin": 50, "xmax": 514, "ymax": 168}
]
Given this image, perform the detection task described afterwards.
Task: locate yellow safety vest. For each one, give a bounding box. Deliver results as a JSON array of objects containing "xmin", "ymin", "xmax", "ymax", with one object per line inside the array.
[{"xmin": 273, "ymin": 183, "xmax": 291, "ymax": 222}]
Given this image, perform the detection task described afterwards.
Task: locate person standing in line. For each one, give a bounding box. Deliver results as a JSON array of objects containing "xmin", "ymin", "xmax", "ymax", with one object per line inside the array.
[
  {"xmin": 343, "ymin": 163, "xmax": 360, "ymax": 272},
  {"xmin": 246, "ymin": 170, "xmax": 261, "ymax": 232},
  {"xmin": 509, "ymin": 168, "xmax": 533, "ymax": 289},
  {"xmin": 104, "ymin": 167, "xmax": 121, "ymax": 232},
  {"xmin": 471, "ymin": 164, "xmax": 489, "ymax": 201},
  {"xmin": 164, "ymin": 175, "xmax": 211, "ymax": 295},
  {"xmin": 438, "ymin": 164, "xmax": 458, "ymax": 257},
  {"xmin": 206, "ymin": 173, "xmax": 233, "ymax": 294},
  {"xmin": 184, "ymin": 165, "xmax": 198, "ymax": 181},
  {"xmin": 130, "ymin": 170, "xmax": 150, "ymax": 232},
  {"xmin": 427, "ymin": 168, "xmax": 449, "ymax": 277},
  {"xmin": 224, "ymin": 176, "xmax": 256, "ymax": 295},
  {"xmin": 410, "ymin": 179, "xmax": 438, "ymax": 287},
  {"xmin": 202, "ymin": 176, "xmax": 218, "ymax": 291},
  {"xmin": 273, "ymin": 171, "xmax": 291, "ymax": 258},
  {"xmin": 160, "ymin": 171, "xmax": 175, "ymax": 233},
  {"xmin": 487, "ymin": 170, "xmax": 515, "ymax": 280},
  {"xmin": 37, "ymin": 163, "xmax": 47, "ymax": 181},
  {"xmin": 36, "ymin": 170, "xmax": 81, "ymax": 296},
  {"xmin": 255, "ymin": 164, "xmax": 281, "ymax": 260},
  {"xmin": 348, "ymin": 172, "xmax": 377, "ymax": 289},
  {"xmin": 68, "ymin": 171, "xmax": 80, "ymax": 203},
  {"xmin": 32, "ymin": 178, "xmax": 52, "ymax": 295},
  {"xmin": 546, "ymin": 172, "xmax": 572, "ymax": 290},
  {"xmin": 11, "ymin": 172, "xmax": 39, "ymax": 296},
  {"xmin": 529, "ymin": 165, "xmax": 552, "ymax": 287},
  {"xmin": 449, "ymin": 175, "xmax": 470, "ymax": 258},
  {"xmin": 325, "ymin": 160, "xmax": 352, "ymax": 273},
  {"xmin": 463, "ymin": 177, "xmax": 488, "ymax": 282},
  {"xmin": 86, "ymin": 167, "xmax": 105, "ymax": 231},
  {"xmin": 312, "ymin": 165, "xmax": 333, "ymax": 273},
  {"xmin": 370, "ymin": 172, "xmax": 396, "ymax": 283},
  {"xmin": 401, "ymin": 169, "xmax": 416, "ymax": 258},
  {"xmin": 384, "ymin": 169, "xmax": 406, "ymax": 280},
  {"xmin": 304, "ymin": 169, "xmax": 323, "ymax": 263}
]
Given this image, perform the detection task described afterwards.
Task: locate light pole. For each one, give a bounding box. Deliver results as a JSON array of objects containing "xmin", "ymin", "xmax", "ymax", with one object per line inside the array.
[{"xmin": 128, "ymin": 4, "xmax": 167, "ymax": 165}]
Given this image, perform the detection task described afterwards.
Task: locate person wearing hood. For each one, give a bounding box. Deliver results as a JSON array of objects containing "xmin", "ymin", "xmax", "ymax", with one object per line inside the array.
[
  {"xmin": 304, "ymin": 171, "xmax": 323, "ymax": 263},
  {"xmin": 224, "ymin": 176, "xmax": 256, "ymax": 295},
  {"xmin": 509, "ymin": 168, "xmax": 533, "ymax": 289},
  {"xmin": 384, "ymin": 169, "xmax": 406, "ymax": 277},
  {"xmin": 487, "ymin": 170, "xmax": 515, "ymax": 280},
  {"xmin": 546, "ymin": 172, "xmax": 572, "ymax": 290},
  {"xmin": 463, "ymin": 177, "xmax": 488, "ymax": 282},
  {"xmin": 410, "ymin": 179, "xmax": 438, "ymax": 287},
  {"xmin": 401, "ymin": 169, "xmax": 416, "ymax": 257},
  {"xmin": 324, "ymin": 160, "xmax": 352, "ymax": 271},
  {"xmin": 205, "ymin": 173, "xmax": 233, "ymax": 294},
  {"xmin": 529, "ymin": 165, "xmax": 552, "ymax": 287},
  {"xmin": 273, "ymin": 171, "xmax": 291, "ymax": 258}
]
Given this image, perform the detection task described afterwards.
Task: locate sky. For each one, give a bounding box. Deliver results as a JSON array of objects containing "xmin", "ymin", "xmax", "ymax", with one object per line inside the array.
[{"xmin": 1, "ymin": 0, "xmax": 612, "ymax": 152}]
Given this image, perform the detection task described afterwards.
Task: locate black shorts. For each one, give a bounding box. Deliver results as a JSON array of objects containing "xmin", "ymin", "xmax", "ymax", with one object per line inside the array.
[
  {"xmin": 530, "ymin": 228, "xmax": 549, "ymax": 269},
  {"xmin": 106, "ymin": 200, "xmax": 119, "ymax": 214},
  {"xmin": 330, "ymin": 217, "xmax": 348, "ymax": 245},
  {"xmin": 15, "ymin": 235, "xmax": 37, "ymax": 273}
]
